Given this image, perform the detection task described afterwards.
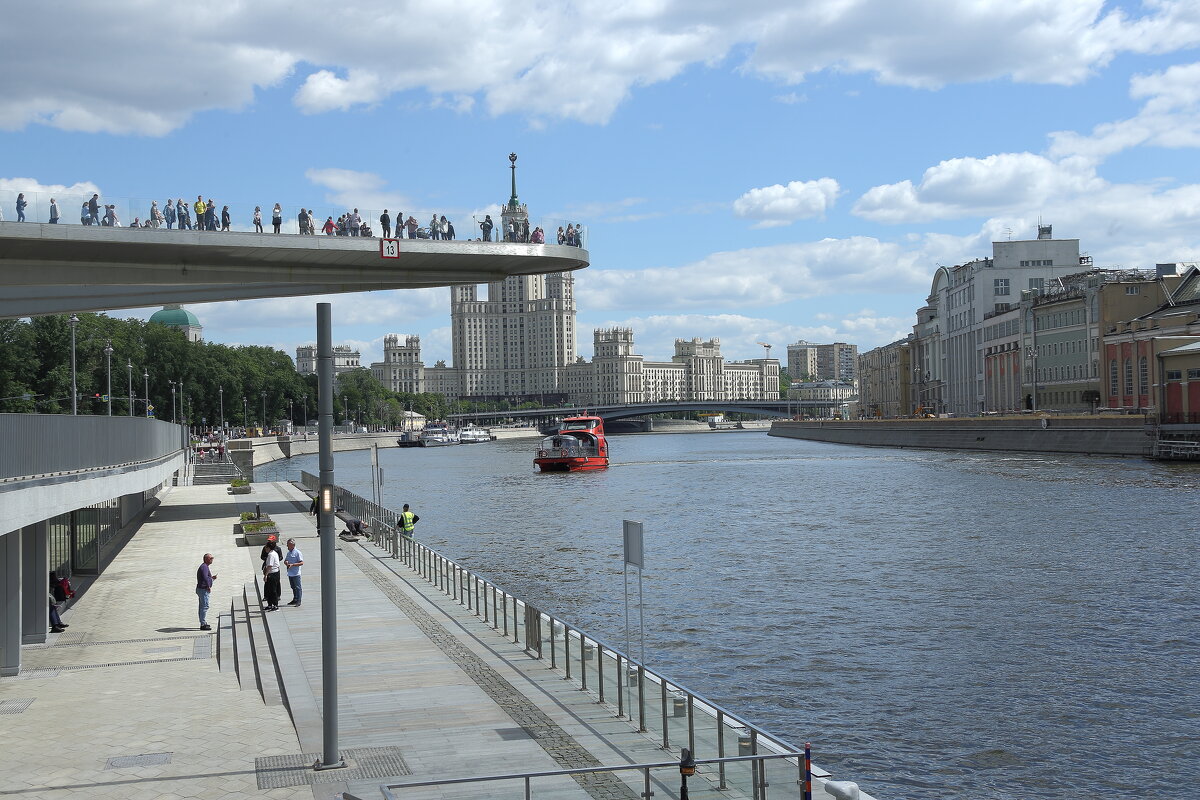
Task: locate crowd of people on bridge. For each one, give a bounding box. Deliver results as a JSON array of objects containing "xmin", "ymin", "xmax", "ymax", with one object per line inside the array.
[{"xmin": 4, "ymin": 192, "xmax": 585, "ymax": 247}]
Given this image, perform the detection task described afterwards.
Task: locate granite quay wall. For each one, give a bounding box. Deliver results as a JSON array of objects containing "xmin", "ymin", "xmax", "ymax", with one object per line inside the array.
[
  {"xmin": 769, "ymin": 416, "xmax": 1151, "ymax": 456},
  {"xmin": 227, "ymin": 432, "xmax": 401, "ymax": 481}
]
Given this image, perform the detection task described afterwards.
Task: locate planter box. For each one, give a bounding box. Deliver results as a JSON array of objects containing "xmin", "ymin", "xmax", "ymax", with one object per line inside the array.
[
  {"xmin": 228, "ymin": 485, "xmax": 252, "ymax": 495},
  {"xmin": 243, "ymin": 528, "xmax": 280, "ymax": 547}
]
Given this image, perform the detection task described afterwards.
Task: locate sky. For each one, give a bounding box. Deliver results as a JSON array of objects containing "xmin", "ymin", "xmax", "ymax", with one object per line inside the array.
[{"xmin": 3, "ymin": 1, "xmax": 1200, "ymax": 367}]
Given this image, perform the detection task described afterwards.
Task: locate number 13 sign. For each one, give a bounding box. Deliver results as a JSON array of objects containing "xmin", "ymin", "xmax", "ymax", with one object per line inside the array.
[{"xmin": 379, "ymin": 239, "xmax": 400, "ymax": 259}]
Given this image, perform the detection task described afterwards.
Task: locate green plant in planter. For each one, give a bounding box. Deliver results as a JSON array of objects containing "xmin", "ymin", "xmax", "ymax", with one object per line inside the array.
[
  {"xmin": 239, "ymin": 511, "xmax": 259, "ymax": 521},
  {"xmin": 243, "ymin": 521, "xmax": 277, "ymax": 534},
  {"xmin": 230, "ymin": 478, "xmax": 249, "ymax": 488}
]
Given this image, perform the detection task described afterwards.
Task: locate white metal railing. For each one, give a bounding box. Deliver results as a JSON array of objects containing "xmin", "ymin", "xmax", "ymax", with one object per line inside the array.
[{"xmin": 0, "ymin": 414, "xmax": 183, "ymax": 480}]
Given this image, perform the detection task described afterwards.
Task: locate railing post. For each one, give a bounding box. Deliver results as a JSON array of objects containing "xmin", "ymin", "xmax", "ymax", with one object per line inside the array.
[
  {"xmin": 687, "ymin": 694, "xmax": 695, "ymax": 756},
  {"xmin": 580, "ymin": 635, "xmax": 588, "ymax": 692},
  {"xmin": 717, "ymin": 711, "xmax": 728, "ymax": 790},
  {"xmin": 616, "ymin": 653, "xmax": 624, "ymax": 717},
  {"xmin": 637, "ymin": 665, "xmax": 646, "ymax": 732},
  {"xmin": 549, "ymin": 619, "xmax": 557, "ymax": 668},
  {"xmin": 564, "ymin": 626, "xmax": 572, "ymax": 680},
  {"xmin": 660, "ymin": 680, "xmax": 669, "ymax": 749},
  {"xmin": 502, "ymin": 594, "xmax": 509, "ymax": 636},
  {"xmin": 597, "ymin": 644, "xmax": 605, "ymax": 703}
]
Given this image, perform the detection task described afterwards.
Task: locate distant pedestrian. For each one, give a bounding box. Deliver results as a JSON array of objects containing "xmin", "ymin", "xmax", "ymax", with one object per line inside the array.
[
  {"xmin": 272, "ymin": 203, "xmax": 282, "ymax": 233},
  {"xmin": 429, "ymin": 214, "xmax": 440, "ymax": 240},
  {"xmin": 196, "ymin": 553, "xmax": 216, "ymax": 631},
  {"xmin": 480, "ymin": 214, "xmax": 493, "ymax": 241},
  {"xmin": 309, "ymin": 494, "xmax": 318, "ymax": 515},
  {"xmin": 262, "ymin": 535, "xmax": 282, "ymax": 611},
  {"xmin": 204, "ymin": 200, "xmax": 217, "ymax": 231},
  {"xmin": 177, "ymin": 198, "xmax": 191, "ymax": 230},
  {"xmin": 164, "ymin": 199, "xmax": 175, "ymax": 229},
  {"xmin": 284, "ymin": 538, "xmax": 304, "ymax": 606},
  {"xmin": 405, "ymin": 215, "xmax": 417, "ymax": 239},
  {"xmin": 220, "ymin": 205, "xmax": 231, "ymax": 231},
  {"xmin": 349, "ymin": 208, "xmax": 361, "ymax": 237},
  {"xmin": 80, "ymin": 201, "xmax": 89, "ymax": 225},
  {"xmin": 379, "ymin": 209, "xmax": 391, "ymax": 239},
  {"xmin": 297, "ymin": 207, "xmax": 307, "ymax": 234},
  {"xmin": 16, "ymin": 193, "xmax": 27, "ymax": 222},
  {"xmin": 322, "ymin": 216, "xmax": 335, "ymax": 235},
  {"xmin": 399, "ymin": 503, "xmax": 419, "ymax": 537},
  {"xmin": 49, "ymin": 197, "xmax": 60, "ymax": 224},
  {"xmin": 88, "ymin": 194, "xmax": 100, "ymax": 225},
  {"xmin": 253, "ymin": 206, "xmax": 263, "ymax": 233}
]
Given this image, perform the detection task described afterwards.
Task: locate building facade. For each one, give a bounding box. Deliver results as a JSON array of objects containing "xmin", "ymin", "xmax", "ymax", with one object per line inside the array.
[
  {"xmin": 370, "ymin": 334, "xmax": 425, "ymax": 393},
  {"xmin": 148, "ymin": 304, "xmax": 202, "ymax": 342},
  {"xmin": 787, "ymin": 340, "xmax": 857, "ymax": 381},
  {"xmin": 858, "ymin": 338, "xmax": 912, "ymax": 417},
  {"xmin": 565, "ymin": 330, "xmax": 779, "ymax": 406},
  {"xmin": 295, "ymin": 344, "xmax": 362, "ymax": 376}
]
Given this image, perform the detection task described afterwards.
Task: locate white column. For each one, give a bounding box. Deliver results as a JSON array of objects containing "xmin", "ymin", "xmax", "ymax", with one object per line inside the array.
[
  {"xmin": 21, "ymin": 523, "xmax": 49, "ymax": 644},
  {"xmin": 0, "ymin": 530, "xmax": 22, "ymax": 676}
]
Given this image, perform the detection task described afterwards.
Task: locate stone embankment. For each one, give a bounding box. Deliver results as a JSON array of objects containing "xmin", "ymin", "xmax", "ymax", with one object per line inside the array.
[
  {"xmin": 227, "ymin": 432, "xmax": 400, "ymax": 479},
  {"xmin": 770, "ymin": 415, "xmax": 1151, "ymax": 456}
]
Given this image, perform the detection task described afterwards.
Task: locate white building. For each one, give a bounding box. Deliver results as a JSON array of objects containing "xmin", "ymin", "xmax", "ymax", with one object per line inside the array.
[
  {"xmin": 565, "ymin": 330, "xmax": 779, "ymax": 406},
  {"xmin": 295, "ymin": 344, "xmax": 362, "ymax": 376},
  {"xmin": 371, "ymin": 334, "xmax": 424, "ymax": 393}
]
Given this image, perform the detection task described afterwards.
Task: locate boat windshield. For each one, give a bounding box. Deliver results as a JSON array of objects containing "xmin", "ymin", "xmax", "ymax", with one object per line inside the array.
[
  {"xmin": 539, "ymin": 434, "xmax": 598, "ymax": 457},
  {"xmin": 560, "ymin": 418, "xmax": 599, "ymax": 431}
]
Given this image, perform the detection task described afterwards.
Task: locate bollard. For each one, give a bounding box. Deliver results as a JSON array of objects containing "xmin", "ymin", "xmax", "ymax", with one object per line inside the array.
[
  {"xmin": 671, "ymin": 693, "xmax": 688, "ymax": 718},
  {"xmin": 736, "ymin": 728, "xmax": 753, "ymax": 756},
  {"xmin": 582, "ymin": 643, "xmax": 594, "ymax": 661},
  {"xmin": 825, "ymin": 781, "xmax": 859, "ymax": 800}
]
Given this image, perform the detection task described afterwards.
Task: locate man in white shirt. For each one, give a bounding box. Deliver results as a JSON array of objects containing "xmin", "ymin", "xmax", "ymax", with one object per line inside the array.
[
  {"xmin": 284, "ymin": 538, "xmax": 304, "ymax": 607},
  {"xmin": 263, "ymin": 536, "xmax": 282, "ymax": 611}
]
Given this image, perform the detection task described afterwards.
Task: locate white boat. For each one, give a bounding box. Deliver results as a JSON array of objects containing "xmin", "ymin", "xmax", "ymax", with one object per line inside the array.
[
  {"xmin": 458, "ymin": 424, "xmax": 493, "ymax": 444},
  {"xmin": 419, "ymin": 423, "xmax": 460, "ymax": 447}
]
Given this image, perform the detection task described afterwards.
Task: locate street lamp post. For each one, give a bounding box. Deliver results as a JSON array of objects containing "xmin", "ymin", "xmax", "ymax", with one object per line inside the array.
[
  {"xmin": 126, "ymin": 359, "xmax": 133, "ymax": 417},
  {"xmin": 261, "ymin": 390, "xmax": 267, "ymax": 432},
  {"xmin": 68, "ymin": 314, "xmax": 79, "ymax": 415},
  {"xmin": 242, "ymin": 396, "xmax": 248, "ymax": 429},
  {"xmin": 219, "ymin": 386, "xmax": 224, "ymax": 430},
  {"xmin": 302, "ymin": 393, "xmax": 307, "ymax": 428},
  {"xmin": 169, "ymin": 380, "xmax": 176, "ymax": 422},
  {"xmin": 103, "ymin": 340, "xmax": 113, "ymax": 416},
  {"xmin": 143, "ymin": 369, "xmax": 148, "ymax": 418}
]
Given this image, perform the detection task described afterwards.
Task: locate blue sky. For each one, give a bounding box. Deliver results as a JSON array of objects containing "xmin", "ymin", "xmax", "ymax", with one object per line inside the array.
[{"xmin": 3, "ymin": 1, "xmax": 1200, "ymax": 367}]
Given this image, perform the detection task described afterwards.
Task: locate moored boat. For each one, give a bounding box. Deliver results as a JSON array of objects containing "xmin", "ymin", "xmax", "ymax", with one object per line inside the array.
[
  {"xmin": 534, "ymin": 415, "xmax": 609, "ymax": 471},
  {"xmin": 396, "ymin": 431, "xmax": 423, "ymax": 447},
  {"xmin": 419, "ymin": 422, "xmax": 460, "ymax": 447},
  {"xmin": 459, "ymin": 424, "xmax": 493, "ymax": 444}
]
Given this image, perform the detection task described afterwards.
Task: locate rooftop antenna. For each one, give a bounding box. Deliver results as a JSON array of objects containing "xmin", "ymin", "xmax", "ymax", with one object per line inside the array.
[{"xmin": 1003, "ymin": 226, "xmax": 1013, "ymax": 240}]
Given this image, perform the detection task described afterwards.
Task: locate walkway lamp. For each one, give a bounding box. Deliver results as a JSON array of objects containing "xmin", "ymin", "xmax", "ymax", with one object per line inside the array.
[
  {"xmin": 169, "ymin": 380, "xmax": 177, "ymax": 422},
  {"xmin": 68, "ymin": 314, "xmax": 79, "ymax": 415},
  {"xmin": 302, "ymin": 393, "xmax": 307, "ymax": 426},
  {"xmin": 103, "ymin": 340, "xmax": 113, "ymax": 416},
  {"xmin": 243, "ymin": 396, "xmax": 248, "ymax": 429},
  {"xmin": 143, "ymin": 369, "xmax": 148, "ymax": 417},
  {"xmin": 126, "ymin": 359, "xmax": 133, "ymax": 416},
  {"xmin": 219, "ymin": 386, "xmax": 224, "ymax": 430},
  {"xmin": 261, "ymin": 390, "xmax": 267, "ymax": 432}
]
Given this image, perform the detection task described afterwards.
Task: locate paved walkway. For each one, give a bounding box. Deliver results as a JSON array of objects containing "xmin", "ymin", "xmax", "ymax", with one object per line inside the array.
[{"xmin": 2, "ymin": 480, "xmax": 842, "ymax": 800}]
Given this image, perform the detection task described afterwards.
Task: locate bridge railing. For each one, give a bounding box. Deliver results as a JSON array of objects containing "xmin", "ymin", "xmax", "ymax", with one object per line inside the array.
[
  {"xmin": 0, "ymin": 188, "xmax": 587, "ymax": 248},
  {"xmin": 0, "ymin": 414, "xmax": 184, "ymax": 481}
]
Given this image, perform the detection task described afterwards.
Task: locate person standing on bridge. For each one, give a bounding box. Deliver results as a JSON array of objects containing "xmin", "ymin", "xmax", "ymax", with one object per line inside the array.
[
  {"xmin": 284, "ymin": 538, "xmax": 304, "ymax": 607},
  {"xmin": 253, "ymin": 205, "xmax": 263, "ymax": 233},
  {"xmin": 177, "ymin": 198, "xmax": 191, "ymax": 230},
  {"xmin": 379, "ymin": 209, "xmax": 391, "ymax": 239},
  {"xmin": 196, "ymin": 553, "xmax": 216, "ymax": 631},
  {"xmin": 193, "ymin": 196, "xmax": 205, "ymax": 231},
  {"xmin": 88, "ymin": 194, "xmax": 100, "ymax": 225},
  {"xmin": 80, "ymin": 201, "xmax": 89, "ymax": 225},
  {"xmin": 49, "ymin": 197, "xmax": 60, "ymax": 224},
  {"xmin": 399, "ymin": 504, "xmax": 419, "ymax": 537},
  {"xmin": 480, "ymin": 214, "xmax": 493, "ymax": 241},
  {"xmin": 271, "ymin": 203, "xmax": 282, "ymax": 233}
]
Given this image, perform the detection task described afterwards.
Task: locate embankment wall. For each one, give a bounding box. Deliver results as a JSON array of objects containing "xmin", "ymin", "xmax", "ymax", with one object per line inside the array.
[
  {"xmin": 769, "ymin": 416, "xmax": 1151, "ymax": 456},
  {"xmin": 228, "ymin": 433, "xmax": 402, "ymax": 480}
]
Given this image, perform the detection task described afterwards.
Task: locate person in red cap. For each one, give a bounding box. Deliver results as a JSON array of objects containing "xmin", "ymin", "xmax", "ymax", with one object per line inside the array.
[{"xmin": 261, "ymin": 534, "xmax": 283, "ymax": 611}]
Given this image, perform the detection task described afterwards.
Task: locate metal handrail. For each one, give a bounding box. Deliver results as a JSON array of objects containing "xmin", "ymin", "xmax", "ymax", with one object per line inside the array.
[{"xmin": 380, "ymin": 751, "xmax": 813, "ymax": 799}]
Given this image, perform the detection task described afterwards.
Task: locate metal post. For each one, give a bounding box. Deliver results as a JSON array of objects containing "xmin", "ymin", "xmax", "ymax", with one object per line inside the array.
[
  {"xmin": 68, "ymin": 314, "xmax": 78, "ymax": 415},
  {"xmin": 315, "ymin": 302, "xmax": 345, "ymax": 771},
  {"xmin": 219, "ymin": 386, "xmax": 224, "ymax": 429},
  {"xmin": 126, "ymin": 359, "xmax": 133, "ymax": 416},
  {"xmin": 143, "ymin": 370, "xmax": 148, "ymax": 418},
  {"xmin": 103, "ymin": 340, "xmax": 113, "ymax": 415}
]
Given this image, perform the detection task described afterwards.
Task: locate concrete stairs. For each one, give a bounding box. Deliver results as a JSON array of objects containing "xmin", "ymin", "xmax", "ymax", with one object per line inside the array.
[
  {"xmin": 194, "ymin": 461, "xmax": 242, "ymax": 485},
  {"xmin": 216, "ymin": 581, "xmax": 283, "ymax": 707}
]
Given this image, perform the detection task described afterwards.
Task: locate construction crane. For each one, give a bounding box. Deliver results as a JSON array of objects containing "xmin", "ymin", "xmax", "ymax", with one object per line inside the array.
[{"xmin": 756, "ymin": 341, "xmax": 772, "ymax": 360}]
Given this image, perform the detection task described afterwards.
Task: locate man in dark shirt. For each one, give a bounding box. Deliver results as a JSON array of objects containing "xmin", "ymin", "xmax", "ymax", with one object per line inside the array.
[
  {"xmin": 196, "ymin": 553, "xmax": 216, "ymax": 631},
  {"xmin": 380, "ymin": 209, "xmax": 391, "ymax": 239}
]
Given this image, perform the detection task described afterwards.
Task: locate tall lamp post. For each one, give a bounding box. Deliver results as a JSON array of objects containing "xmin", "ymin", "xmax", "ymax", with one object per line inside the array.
[
  {"xmin": 68, "ymin": 314, "xmax": 79, "ymax": 415},
  {"xmin": 219, "ymin": 386, "xmax": 224, "ymax": 430},
  {"xmin": 103, "ymin": 340, "xmax": 113, "ymax": 416},
  {"xmin": 242, "ymin": 396, "xmax": 248, "ymax": 429},
  {"xmin": 126, "ymin": 359, "xmax": 133, "ymax": 416},
  {"xmin": 143, "ymin": 369, "xmax": 149, "ymax": 418},
  {"xmin": 261, "ymin": 390, "xmax": 267, "ymax": 432},
  {"xmin": 169, "ymin": 380, "xmax": 177, "ymax": 422},
  {"xmin": 302, "ymin": 393, "xmax": 307, "ymax": 428}
]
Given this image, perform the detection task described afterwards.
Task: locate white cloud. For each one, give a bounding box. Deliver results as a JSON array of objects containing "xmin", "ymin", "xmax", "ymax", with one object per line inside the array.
[
  {"xmin": 4, "ymin": 1, "xmax": 1199, "ymax": 134},
  {"xmin": 733, "ymin": 178, "xmax": 840, "ymax": 227},
  {"xmin": 577, "ymin": 236, "xmax": 928, "ymax": 312},
  {"xmin": 853, "ymin": 153, "xmax": 1103, "ymax": 223}
]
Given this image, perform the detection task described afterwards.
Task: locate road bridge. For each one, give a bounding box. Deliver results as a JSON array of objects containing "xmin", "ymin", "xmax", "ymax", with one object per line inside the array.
[
  {"xmin": 0, "ymin": 222, "xmax": 589, "ymax": 317},
  {"xmin": 451, "ymin": 398, "xmax": 848, "ymax": 425}
]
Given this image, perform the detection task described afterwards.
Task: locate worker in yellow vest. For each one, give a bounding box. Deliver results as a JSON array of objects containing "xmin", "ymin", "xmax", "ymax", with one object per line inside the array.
[{"xmin": 399, "ymin": 504, "xmax": 419, "ymax": 536}]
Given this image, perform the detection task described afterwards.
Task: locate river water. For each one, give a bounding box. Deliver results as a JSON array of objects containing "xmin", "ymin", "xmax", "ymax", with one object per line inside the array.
[{"xmin": 257, "ymin": 431, "xmax": 1200, "ymax": 799}]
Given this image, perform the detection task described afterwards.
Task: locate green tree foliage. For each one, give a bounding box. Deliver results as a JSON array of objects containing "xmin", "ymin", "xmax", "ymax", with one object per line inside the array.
[{"xmin": 0, "ymin": 314, "xmax": 452, "ymax": 429}]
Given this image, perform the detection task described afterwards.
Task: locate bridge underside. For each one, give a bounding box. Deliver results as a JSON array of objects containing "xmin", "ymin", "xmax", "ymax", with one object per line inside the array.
[{"xmin": 0, "ymin": 223, "xmax": 589, "ymax": 317}]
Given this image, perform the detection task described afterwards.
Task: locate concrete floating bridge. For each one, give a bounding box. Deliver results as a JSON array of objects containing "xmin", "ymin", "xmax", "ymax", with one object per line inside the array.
[{"xmin": 0, "ymin": 221, "xmax": 590, "ymax": 317}]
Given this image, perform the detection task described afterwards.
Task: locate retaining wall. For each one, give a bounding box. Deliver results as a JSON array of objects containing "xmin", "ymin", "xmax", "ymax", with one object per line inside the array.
[{"xmin": 769, "ymin": 416, "xmax": 1152, "ymax": 456}]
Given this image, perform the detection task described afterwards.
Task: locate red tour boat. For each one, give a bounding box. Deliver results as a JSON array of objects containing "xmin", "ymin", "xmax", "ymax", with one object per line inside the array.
[{"xmin": 534, "ymin": 416, "xmax": 609, "ymax": 472}]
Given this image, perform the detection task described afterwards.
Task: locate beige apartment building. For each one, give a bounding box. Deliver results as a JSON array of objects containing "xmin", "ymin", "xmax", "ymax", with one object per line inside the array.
[{"xmin": 857, "ymin": 339, "xmax": 912, "ymax": 417}]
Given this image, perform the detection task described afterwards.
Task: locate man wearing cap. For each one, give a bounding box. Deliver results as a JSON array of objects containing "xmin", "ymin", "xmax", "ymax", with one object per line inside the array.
[
  {"xmin": 284, "ymin": 538, "xmax": 304, "ymax": 607},
  {"xmin": 196, "ymin": 553, "xmax": 217, "ymax": 631},
  {"xmin": 261, "ymin": 535, "xmax": 282, "ymax": 611}
]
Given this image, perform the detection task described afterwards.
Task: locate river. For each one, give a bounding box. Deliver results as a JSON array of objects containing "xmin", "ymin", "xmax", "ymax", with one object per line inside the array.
[{"xmin": 256, "ymin": 430, "xmax": 1200, "ymax": 799}]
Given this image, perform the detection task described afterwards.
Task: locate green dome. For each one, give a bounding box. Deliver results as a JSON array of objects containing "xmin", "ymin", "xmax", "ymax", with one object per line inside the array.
[{"xmin": 149, "ymin": 305, "xmax": 200, "ymax": 327}]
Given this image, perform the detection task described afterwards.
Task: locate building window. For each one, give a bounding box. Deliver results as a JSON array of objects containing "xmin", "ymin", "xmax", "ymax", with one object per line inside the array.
[
  {"xmin": 1126, "ymin": 286, "xmax": 1141, "ymax": 295},
  {"xmin": 1188, "ymin": 368, "xmax": 1200, "ymax": 380},
  {"xmin": 1123, "ymin": 358, "xmax": 1133, "ymax": 396},
  {"xmin": 994, "ymin": 278, "xmax": 1010, "ymax": 296},
  {"xmin": 1029, "ymin": 278, "xmax": 1045, "ymax": 292},
  {"xmin": 1110, "ymin": 360, "xmax": 1118, "ymax": 396},
  {"xmin": 1166, "ymin": 370, "xmax": 1183, "ymax": 381},
  {"xmin": 1138, "ymin": 357, "xmax": 1148, "ymax": 395}
]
